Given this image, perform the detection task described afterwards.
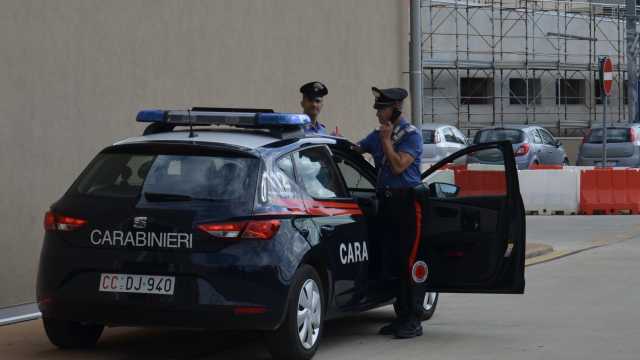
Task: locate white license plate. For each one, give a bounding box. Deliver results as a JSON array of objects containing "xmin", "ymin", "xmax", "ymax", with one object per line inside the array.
[{"xmin": 99, "ymin": 273, "xmax": 175, "ymax": 295}]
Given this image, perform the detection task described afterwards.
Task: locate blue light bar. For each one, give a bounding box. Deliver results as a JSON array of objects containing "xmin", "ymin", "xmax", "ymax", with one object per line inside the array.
[
  {"xmin": 135, "ymin": 109, "xmax": 310, "ymax": 128},
  {"xmin": 136, "ymin": 109, "xmax": 166, "ymax": 123}
]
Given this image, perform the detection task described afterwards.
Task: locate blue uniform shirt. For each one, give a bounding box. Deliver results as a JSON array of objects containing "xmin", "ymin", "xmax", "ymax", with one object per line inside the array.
[
  {"xmin": 358, "ymin": 118, "xmax": 422, "ymax": 189},
  {"xmin": 304, "ymin": 121, "xmax": 328, "ymax": 135}
]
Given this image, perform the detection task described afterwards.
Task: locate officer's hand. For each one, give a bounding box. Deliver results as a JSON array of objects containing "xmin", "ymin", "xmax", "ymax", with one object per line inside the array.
[{"xmin": 379, "ymin": 121, "xmax": 393, "ymax": 142}]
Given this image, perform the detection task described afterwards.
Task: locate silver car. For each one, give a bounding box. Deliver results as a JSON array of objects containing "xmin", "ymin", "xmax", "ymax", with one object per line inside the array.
[
  {"xmin": 470, "ymin": 125, "xmax": 569, "ymax": 169},
  {"xmin": 576, "ymin": 124, "xmax": 640, "ymax": 167},
  {"xmin": 421, "ymin": 124, "xmax": 468, "ymax": 164}
]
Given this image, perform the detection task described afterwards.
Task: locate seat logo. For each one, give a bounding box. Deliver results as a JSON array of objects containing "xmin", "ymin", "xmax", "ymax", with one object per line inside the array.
[{"xmin": 133, "ymin": 217, "xmax": 148, "ymax": 229}]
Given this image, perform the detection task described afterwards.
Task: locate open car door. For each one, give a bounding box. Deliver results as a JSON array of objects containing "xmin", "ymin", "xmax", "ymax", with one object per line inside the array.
[{"xmin": 416, "ymin": 141, "xmax": 525, "ymax": 293}]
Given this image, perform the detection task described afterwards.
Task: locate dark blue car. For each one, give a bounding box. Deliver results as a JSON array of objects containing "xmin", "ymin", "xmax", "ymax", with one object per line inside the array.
[{"xmin": 37, "ymin": 108, "xmax": 526, "ymax": 360}]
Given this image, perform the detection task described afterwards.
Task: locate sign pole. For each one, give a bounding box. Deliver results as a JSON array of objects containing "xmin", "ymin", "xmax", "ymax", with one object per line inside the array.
[
  {"xmin": 603, "ymin": 90, "xmax": 607, "ymax": 167},
  {"xmin": 599, "ymin": 56, "xmax": 614, "ymax": 168}
]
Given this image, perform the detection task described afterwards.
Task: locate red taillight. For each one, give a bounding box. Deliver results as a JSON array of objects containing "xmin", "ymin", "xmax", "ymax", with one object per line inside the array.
[
  {"xmin": 243, "ymin": 220, "xmax": 281, "ymax": 240},
  {"xmin": 198, "ymin": 220, "xmax": 281, "ymax": 240},
  {"xmin": 515, "ymin": 143, "xmax": 530, "ymax": 156},
  {"xmin": 582, "ymin": 129, "xmax": 592, "ymax": 144},
  {"xmin": 630, "ymin": 128, "xmax": 637, "ymax": 142},
  {"xmin": 198, "ymin": 222, "xmax": 245, "ymax": 238},
  {"xmin": 44, "ymin": 211, "xmax": 87, "ymax": 231}
]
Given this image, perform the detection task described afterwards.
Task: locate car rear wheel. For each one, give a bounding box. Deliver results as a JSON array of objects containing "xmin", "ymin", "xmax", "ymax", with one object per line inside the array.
[
  {"xmin": 265, "ymin": 265, "xmax": 324, "ymax": 360},
  {"xmin": 42, "ymin": 317, "xmax": 104, "ymax": 349},
  {"xmin": 393, "ymin": 292, "xmax": 439, "ymax": 321}
]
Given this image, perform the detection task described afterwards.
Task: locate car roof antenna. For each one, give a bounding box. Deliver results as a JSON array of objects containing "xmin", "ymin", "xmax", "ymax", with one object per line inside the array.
[{"xmin": 188, "ymin": 109, "xmax": 197, "ymax": 139}]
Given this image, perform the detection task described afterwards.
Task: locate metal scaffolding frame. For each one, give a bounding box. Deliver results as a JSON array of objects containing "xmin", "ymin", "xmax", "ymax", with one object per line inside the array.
[{"xmin": 421, "ymin": 0, "xmax": 638, "ymax": 136}]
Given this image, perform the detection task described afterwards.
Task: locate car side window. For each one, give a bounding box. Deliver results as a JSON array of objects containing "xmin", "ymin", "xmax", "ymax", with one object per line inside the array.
[
  {"xmin": 443, "ymin": 128, "xmax": 457, "ymax": 143},
  {"xmin": 277, "ymin": 155, "xmax": 296, "ymax": 181},
  {"xmin": 452, "ymin": 128, "xmax": 467, "ymax": 144},
  {"xmin": 531, "ymin": 130, "xmax": 543, "ymax": 144},
  {"xmin": 539, "ymin": 129, "xmax": 556, "ymax": 145},
  {"xmin": 293, "ymin": 147, "xmax": 348, "ymax": 199},
  {"xmin": 335, "ymin": 157, "xmax": 375, "ymax": 191}
]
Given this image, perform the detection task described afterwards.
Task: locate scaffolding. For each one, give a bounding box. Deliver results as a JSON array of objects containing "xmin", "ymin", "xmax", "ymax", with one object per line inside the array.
[{"xmin": 421, "ymin": 0, "xmax": 638, "ymax": 136}]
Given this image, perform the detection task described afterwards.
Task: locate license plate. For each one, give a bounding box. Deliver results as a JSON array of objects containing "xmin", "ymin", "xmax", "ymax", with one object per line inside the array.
[{"xmin": 99, "ymin": 273, "xmax": 175, "ymax": 295}]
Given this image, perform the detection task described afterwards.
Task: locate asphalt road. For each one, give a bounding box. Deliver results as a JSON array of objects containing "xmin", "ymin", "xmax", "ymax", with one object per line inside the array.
[{"xmin": 2, "ymin": 216, "xmax": 640, "ymax": 359}]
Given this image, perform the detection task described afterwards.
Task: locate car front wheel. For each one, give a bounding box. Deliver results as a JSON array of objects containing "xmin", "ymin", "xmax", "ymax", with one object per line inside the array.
[
  {"xmin": 265, "ymin": 265, "xmax": 324, "ymax": 360},
  {"xmin": 42, "ymin": 317, "xmax": 104, "ymax": 349}
]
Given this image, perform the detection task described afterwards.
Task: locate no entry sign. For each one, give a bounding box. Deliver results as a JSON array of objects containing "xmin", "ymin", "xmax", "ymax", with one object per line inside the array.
[{"xmin": 600, "ymin": 57, "xmax": 614, "ymax": 97}]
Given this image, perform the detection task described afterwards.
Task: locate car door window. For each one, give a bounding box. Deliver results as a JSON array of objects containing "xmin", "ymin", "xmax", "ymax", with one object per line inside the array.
[
  {"xmin": 293, "ymin": 147, "xmax": 348, "ymax": 199},
  {"xmin": 539, "ymin": 129, "xmax": 556, "ymax": 146},
  {"xmin": 442, "ymin": 128, "xmax": 457, "ymax": 143},
  {"xmin": 334, "ymin": 156, "xmax": 375, "ymax": 199}
]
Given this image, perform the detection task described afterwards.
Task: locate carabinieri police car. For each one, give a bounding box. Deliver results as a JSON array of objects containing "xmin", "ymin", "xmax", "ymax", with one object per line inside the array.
[{"xmin": 37, "ymin": 108, "xmax": 525, "ymax": 360}]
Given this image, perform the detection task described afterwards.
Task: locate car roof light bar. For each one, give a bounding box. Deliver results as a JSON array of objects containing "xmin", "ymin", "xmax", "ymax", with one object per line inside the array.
[{"xmin": 136, "ymin": 108, "xmax": 310, "ymax": 128}]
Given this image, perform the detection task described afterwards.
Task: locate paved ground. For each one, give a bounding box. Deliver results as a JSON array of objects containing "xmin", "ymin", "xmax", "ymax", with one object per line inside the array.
[{"xmin": 2, "ymin": 216, "xmax": 639, "ymax": 359}]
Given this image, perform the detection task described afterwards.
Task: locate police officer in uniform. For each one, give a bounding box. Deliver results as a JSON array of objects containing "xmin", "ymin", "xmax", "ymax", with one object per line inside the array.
[
  {"xmin": 355, "ymin": 87, "xmax": 424, "ymax": 338},
  {"xmin": 299, "ymin": 81, "xmax": 328, "ymax": 135}
]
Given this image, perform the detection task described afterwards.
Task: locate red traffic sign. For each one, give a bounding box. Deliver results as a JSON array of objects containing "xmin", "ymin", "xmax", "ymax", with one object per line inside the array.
[{"xmin": 600, "ymin": 57, "xmax": 614, "ymax": 97}]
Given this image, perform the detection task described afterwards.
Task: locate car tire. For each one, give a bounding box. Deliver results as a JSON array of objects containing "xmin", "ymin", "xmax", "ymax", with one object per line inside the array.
[
  {"xmin": 265, "ymin": 265, "xmax": 324, "ymax": 360},
  {"xmin": 393, "ymin": 292, "xmax": 439, "ymax": 321},
  {"xmin": 42, "ymin": 317, "xmax": 104, "ymax": 349}
]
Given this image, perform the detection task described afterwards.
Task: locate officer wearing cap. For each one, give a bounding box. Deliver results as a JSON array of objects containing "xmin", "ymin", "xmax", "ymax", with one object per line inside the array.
[
  {"xmin": 299, "ymin": 81, "xmax": 328, "ymax": 135},
  {"xmin": 354, "ymin": 87, "xmax": 424, "ymax": 338}
]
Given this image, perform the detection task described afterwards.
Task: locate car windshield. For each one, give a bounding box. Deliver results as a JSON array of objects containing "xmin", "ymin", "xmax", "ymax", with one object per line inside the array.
[
  {"xmin": 72, "ymin": 152, "xmax": 259, "ymax": 202},
  {"xmin": 422, "ymin": 130, "xmax": 435, "ymax": 144},
  {"xmin": 474, "ymin": 129, "xmax": 525, "ymax": 144},
  {"xmin": 586, "ymin": 128, "xmax": 631, "ymax": 143}
]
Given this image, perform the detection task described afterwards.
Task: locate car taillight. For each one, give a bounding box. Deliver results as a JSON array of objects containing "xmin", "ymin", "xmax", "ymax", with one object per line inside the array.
[
  {"xmin": 515, "ymin": 143, "xmax": 530, "ymax": 156},
  {"xmin": 582, "ymin": 129, "xmax": 592, "ymax": 144},
  {"xmin": 198, "ymin": 220, "xmax": 281, "ymax": 240},
  {"xmin": 435, "ymin": 132, "xmax": 442, "ymax": 144},
  {"xmin": 44, "ymin": 211, "xmax": 87, "ymax": 231},
  {"xmin": 630, "ymin": 128, "xmax": 637, "ymax": 142}
]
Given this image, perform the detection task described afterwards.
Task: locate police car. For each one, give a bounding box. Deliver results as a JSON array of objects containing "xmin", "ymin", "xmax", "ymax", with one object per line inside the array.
[{"xmin": 37, "ymin": 108, "xmax": 525, "ymax": 360}]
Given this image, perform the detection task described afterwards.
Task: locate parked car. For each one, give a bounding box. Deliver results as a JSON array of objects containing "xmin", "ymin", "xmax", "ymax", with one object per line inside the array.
[
  {"xmin": 421, "ymin": 124, "xmax": 468, "ymax": 164},
  {"xmin": 576, "ymin": 125, "xmax": 640, "ymax": 167},
  {"xmin": 469, "ymin": 125, "xmax": 569, "ymax": 169},
  {"xmin": 37, "ymin": 108, "xmax": 526, "ymax": 360}
]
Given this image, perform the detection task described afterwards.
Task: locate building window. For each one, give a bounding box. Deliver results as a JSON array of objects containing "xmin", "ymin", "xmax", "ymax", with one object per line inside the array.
[
  {"xmin": 461, "ymin": 78, "xmax": 494, "ymax": 105},
  {"xmin": 556, "ymin": 79, "xmax": 585, "ymax": 105},
  {"xmin": 509, "ymin": 78, "xmax": 541, "ymax": 105}
]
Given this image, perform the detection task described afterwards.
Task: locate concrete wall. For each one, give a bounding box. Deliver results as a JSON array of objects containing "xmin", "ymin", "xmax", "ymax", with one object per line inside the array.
[{"xmin": 0, "ymin": 0, "xmax": 409, "ymax": 307}]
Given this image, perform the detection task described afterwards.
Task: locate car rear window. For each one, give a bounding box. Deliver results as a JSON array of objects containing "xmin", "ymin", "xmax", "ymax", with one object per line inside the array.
[
  {"xmin": 474, "ymin": 129, "xmax": 525, "ymax": 144},
  {"xmin": 72, "ymin": 151, "xmax": 259, "ymax": 202},
  {"xmin": 586, "ymin": 128, "xmax": 631, "ymax": 143},
  {"xmin": 422, "ymin": 130, "xmax": 435, "ymax": 144}
]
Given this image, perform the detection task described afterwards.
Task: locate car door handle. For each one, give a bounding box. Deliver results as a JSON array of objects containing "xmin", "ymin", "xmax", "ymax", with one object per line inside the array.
[{"xmin": 320, "ymin": 225, "xmax": 335, "ymax": 233}]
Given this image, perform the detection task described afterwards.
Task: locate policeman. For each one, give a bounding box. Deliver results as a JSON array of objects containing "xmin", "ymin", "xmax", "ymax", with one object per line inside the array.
[
  {"xmin": 299, "ymin": 81, "xmax": 328, "ymax": 135},
  {"xmin": 355, "ymin": 87, "xmax": 424, "ymax": 338}
]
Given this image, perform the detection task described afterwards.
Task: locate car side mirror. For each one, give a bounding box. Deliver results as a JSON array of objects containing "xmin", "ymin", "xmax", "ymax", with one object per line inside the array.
[
  {"xmin": 555, "ymin": 140, "xmax": 562, "ymax": 147},
  {"xmin": 428, "ymin": 182, "xmax": 460, "ymax": 198}
]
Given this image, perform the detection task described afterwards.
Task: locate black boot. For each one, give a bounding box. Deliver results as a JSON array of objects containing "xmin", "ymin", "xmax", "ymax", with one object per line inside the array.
[
  {"xmin": 393, "ymin": 318, "xmax": 423, "ymax": 339},
  {"xmin": 378, "ymin": 317, "xmax": 404, "ymax": 335}
]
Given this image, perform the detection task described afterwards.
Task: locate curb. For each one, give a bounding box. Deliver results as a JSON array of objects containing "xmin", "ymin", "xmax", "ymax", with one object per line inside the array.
[{"xmin": 525, "ymin": 243, "xmax": 554, "ymax": 259}]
